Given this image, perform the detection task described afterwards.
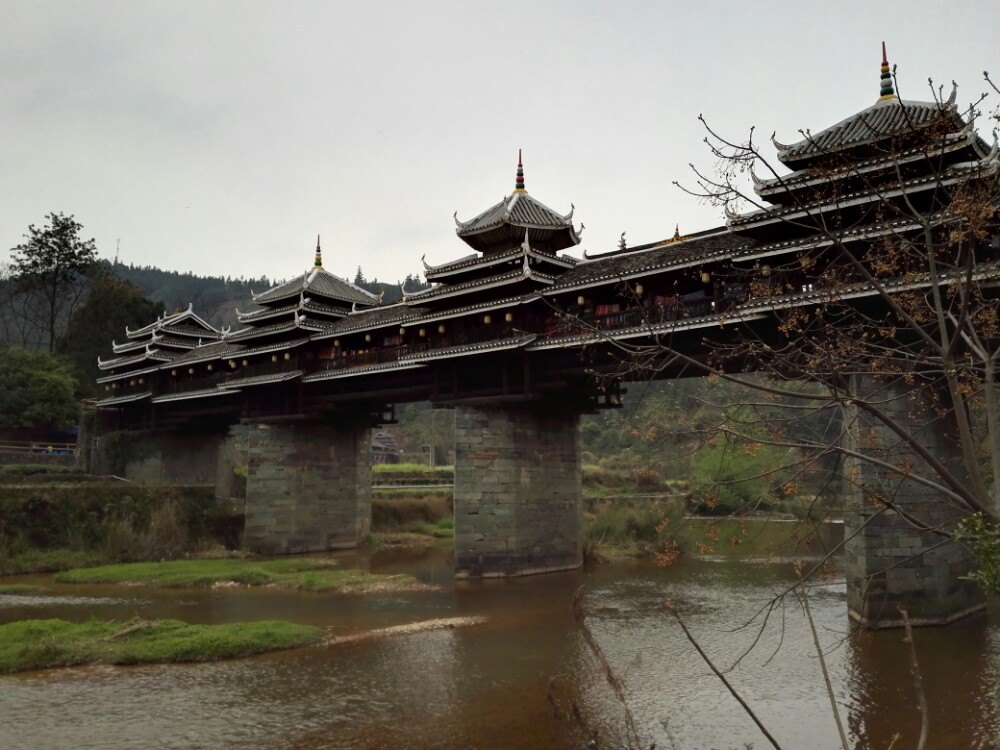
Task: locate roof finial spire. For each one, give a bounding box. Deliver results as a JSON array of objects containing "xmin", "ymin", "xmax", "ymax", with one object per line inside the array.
[
  {"xmin": 514, "ymin": 149, "xmax": 526, "ymax": 192},
  {"xmin": 314, "ymin": 234, "xmax": 323, "ymax": 269},
  {"xmin": 878, "ymin": 41, "xmax": 896, "ymax": 102}
]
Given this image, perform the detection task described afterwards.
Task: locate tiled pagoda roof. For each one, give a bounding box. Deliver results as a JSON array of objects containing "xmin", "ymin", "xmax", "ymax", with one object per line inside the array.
[
  {"xmin": 454, "ymin": 153, "xmax": 582, "ymax": 252},
  {"xmin": 251, "ymin": 267, "xmax": 378, "ymax": 307},
  {"xmin": 755, "ymin": 124, "xmax": 987, "ymax": 197},
  {"xmin": 774, "ymin": 92, "xmax": 964, "ymax": 165},
  {"xmin": 457, "ymin": 191, "xmax": 575, "ymax": 236},
  {"xmin": 125, "ymin": 304, "xmax": 218, "ymax": 340}
]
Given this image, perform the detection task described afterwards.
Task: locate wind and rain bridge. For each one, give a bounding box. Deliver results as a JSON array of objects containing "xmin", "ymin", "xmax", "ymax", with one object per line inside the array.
[{"xmin": 93, "ymin": 52, "xmax": 1000, "ymax": 628}]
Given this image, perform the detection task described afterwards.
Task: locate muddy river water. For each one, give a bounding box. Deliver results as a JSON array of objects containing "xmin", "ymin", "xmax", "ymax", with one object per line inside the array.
[{"xmin": 1, "ymin": 521, "xmax": 997, "ymax": 749}]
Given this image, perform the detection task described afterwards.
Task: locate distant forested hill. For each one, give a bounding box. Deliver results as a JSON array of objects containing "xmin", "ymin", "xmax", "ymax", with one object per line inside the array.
[{"xmin": 109, "ymin": 261, "xmax": 428, "ymax": 328}]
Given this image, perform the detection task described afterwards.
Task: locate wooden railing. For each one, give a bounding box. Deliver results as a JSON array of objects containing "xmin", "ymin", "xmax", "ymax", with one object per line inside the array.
[{"xmin": 0, "ymin": 440, "xmax": 77, "ymax": 456}]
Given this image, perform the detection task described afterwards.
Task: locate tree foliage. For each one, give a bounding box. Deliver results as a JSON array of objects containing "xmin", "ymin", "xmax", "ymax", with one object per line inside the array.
[
  {"xmin": 8, "ymin": 213, "xmax": 98, "ymax": 353},
  {"xmin": 59, "ymin": 274, "xmax": 162, "ymax": 398},
  {"xmin": 0, "ymin": 347, "xmax": 78, "ymax": 433}
]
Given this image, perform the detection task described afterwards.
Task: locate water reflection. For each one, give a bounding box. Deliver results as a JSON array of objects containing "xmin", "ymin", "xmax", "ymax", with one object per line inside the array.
[{"xmin": 1, "ymin": 522, "xmax": 997, "ymax": 749}]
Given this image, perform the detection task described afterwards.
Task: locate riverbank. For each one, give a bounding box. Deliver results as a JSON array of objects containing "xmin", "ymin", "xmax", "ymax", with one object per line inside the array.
[
  {"xmin": 0, "ymin": 617, "xmax": 324, "ymax": 674},
  {"xmin": 0, "ymin": 463, "xmax": 836, "ymax": 575}
]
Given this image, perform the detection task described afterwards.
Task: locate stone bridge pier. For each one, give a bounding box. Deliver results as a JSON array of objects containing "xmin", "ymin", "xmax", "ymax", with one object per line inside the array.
[
  {"xmin": 844, "ymin": 376, "xmax": 985, "ymax": 627},
  {"xmin": 243, "ymin": 420, "xmax": 372, "ymax": 554},
  {"xmin": 453, "ymin": 404, "xmax": 583, "ymax": 578}
]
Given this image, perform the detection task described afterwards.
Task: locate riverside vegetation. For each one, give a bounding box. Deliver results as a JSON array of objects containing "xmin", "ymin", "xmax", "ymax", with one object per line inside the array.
[
  {"xmin": 54, "ymin": 558, "xmax": 423, "ymax": 593},
  {"xmin": 0, "ymin": 618, "xmax": 324, "ymax": 674}
]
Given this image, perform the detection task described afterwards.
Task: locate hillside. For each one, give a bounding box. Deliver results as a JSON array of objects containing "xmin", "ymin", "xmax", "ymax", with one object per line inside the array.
[{"xmin": 110, "ymin": 261, "xmax": 429, "ymax": 328}]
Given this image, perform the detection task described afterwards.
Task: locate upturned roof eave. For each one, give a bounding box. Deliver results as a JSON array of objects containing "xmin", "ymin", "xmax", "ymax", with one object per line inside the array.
[
  {"xmin": 425, "ymin": 247, "xmax": 576, "ymax": 281},
  {"xmin": 729, "ymin": 156, "xmax": 999, "ymax": 228},
  {"xmin": 755, "ymin": 128, "xmax": 980, "ymax": 196},
  {"xmin": 774, "ymin": 96, "xmax": 964, "ymax": 164}
]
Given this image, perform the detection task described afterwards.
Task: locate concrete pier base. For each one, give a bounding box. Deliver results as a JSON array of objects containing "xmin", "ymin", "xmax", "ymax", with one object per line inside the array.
[
  {"xmin": 453, "ymin": 405, "xmax": 582, "ymax": 578},
  {"xmin": 244, "ymin": 421, "xmax": 371, "ymax": 554},
  {"xmin": 844, "ymin": 376, "xmax": 985, "ymax": 628}
]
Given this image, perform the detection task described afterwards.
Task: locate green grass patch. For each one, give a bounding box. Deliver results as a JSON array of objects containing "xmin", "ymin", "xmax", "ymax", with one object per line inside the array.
[
  {"xmin": 54, "ymin": 558, "xmax": 423, "ymax": 593},
  {"xmin": 0, "ymin": 583, "xmax": 45, "ymax": 595},
  {"xmin": 373, "ymin": 464, "xmax": 454, "ymax": 482},
  {"xmin": 1, "ymin": 548, "xmax": 108, "ymax": 576},
  {"xmin": 0, "ymin": 617, "xmax": 324, "ymax": 674}
]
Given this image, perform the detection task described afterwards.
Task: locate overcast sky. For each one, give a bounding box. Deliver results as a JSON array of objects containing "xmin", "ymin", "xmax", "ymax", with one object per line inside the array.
[{"xmin": 1, "ymin": 1, "xmax": 996, "ymax": 285}]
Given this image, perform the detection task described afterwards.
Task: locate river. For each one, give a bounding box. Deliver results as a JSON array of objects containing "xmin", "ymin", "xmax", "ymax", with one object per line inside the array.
[{"xmin": 1, "ymin": 521, "xmax": 997, "ymax": 749}]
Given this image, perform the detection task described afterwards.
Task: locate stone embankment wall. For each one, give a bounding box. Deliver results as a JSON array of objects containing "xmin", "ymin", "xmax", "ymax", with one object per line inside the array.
[{"xmin": 454, "ymin": 405, "xmax": 582, "ymax": 577}]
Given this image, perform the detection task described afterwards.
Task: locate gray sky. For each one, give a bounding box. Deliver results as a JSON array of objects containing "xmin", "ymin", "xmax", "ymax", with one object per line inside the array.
[{"xmin": 1, "ymin": 1, "xmax": 996, "ymax": 285}]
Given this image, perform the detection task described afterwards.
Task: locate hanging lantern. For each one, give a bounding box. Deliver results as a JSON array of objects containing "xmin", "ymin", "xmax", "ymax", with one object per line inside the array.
[
  {"xmin": 105, "ymin": 385, "xmax": 110, "ymax": 392},
  {"xmin": 419, "ymin": 328, "xmax": 426, "ymax": 338},
  {"xmin": 188, "ymin": 367, "xmax": 194, "ymax": 375},
  {"xmin": 171, "ymin": 369, "xmax": 178, "ymax": 377},
  {"xmin": 111, "ymin": 382, "xmax": 118, "ymax": 389},
  {"xmin": 284, "ymin": 352, "xmax": 291, "ymax": 360},
  {"xmin": 364, "ymin": 333, "xmax": 371, "ymax": 343},
  {"xmin": 242, "ymin": 359, "xmax": 249, "ymax": 367},
  {"xmin": 504, "ymin": 312, "xmax": 514, "ymax": 323},
  {"xmin": 271, "ymin": 354, "xmax": 278, "ymax": 363},
  {"xmin": 138, "ymin": 378, "xmax": 144, "ymax": 385},
  {"xmin": 334, "ymin": 339, "xmax": 341, "ymax": 348},
  {"xmin": 399, "ymin": 327, "xmax": 406, "ymax": 336},
  {"xmin": 229, "ymin": 360, "xmax": 237, "ymax": 369},
  {"xmin": 635, "ymin": 283, "xmax": 644, "ymax": 297},
  {"xmin": 577, "ymin": 295, "xmax": 586, "ymax": 306},
  {"xmin": 206, "ymin": 363, "xmax": 213, "ymax": 372},
  {"xmin": 483, "ymin": 314, "xmax": 492, "ymax": 325},
  {"xmin": 129, "ymin": 379, "xmax": 135, "ymax": 386},
  {"xmin": 438, "ymin": 324, "xmax": 446, "ymax": 334},
  {"xmin": 762, "ymin": 265, "xmax": 772, "ymax": 277},
  {"xmin": 701, "ymin": 271, "xmax": 711, "ymax": 284}
]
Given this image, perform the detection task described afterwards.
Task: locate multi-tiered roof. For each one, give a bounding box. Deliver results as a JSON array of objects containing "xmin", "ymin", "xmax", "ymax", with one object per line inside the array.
[
  {"xmin": 406, "ymin": 152, "xmax": 581, "ymax": 307},
  {"xmin": 96, "ymin": 305, "xmax": 219, "ymax": 405},
  {"xmin": 731, "ymin": 43, "xmax": 997, "ymax": 245}
]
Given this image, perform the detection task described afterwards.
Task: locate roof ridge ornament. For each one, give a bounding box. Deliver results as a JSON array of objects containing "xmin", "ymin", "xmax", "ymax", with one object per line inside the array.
[
  {"xmin": 878, "ymin": 41, "xmax": 897, "ymax": 102},
  {"xmin": 618, "ymin": 232, "xmax": 627, "ymax": 252},
  {"xmin": 563, "ymin": 203, "xmax": 574, "ymax": 221},
  {"xmin": 314, "ymin": 234, "xmax": 323, "ymax": 269},
  {"xmin": 514, "ymin": 148, "xmax": 526, "ymax": 192},
  {"xmin": 453, "ymin": 211, "xmax": 466, "ymax": 229}
]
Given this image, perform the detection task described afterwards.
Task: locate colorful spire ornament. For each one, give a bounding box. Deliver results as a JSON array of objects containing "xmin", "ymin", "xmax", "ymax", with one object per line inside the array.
[
  {"xmin": 314, "ymin": 235, "xmax": 323, "ymax": 269},
  {"xmin": 514, "ymin": 149, "xmax": 526, "ymax": 192},
  {"xmin": 878, "ymin": 42, "xmax": 896, "ymax": 102}
]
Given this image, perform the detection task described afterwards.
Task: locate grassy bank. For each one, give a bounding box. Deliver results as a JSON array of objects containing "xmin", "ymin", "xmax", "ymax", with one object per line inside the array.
[
  {"xmin": 0, "ymin": 583, "xmax": 44, "ymax": 595},
  {"xmin": 584, "ymin": 497, "xmax": 842, "ymax": 560},
  {"xmin": 0, "ymin": 618, "xmax": 323, "ymax": 674},
  {"xmin": 0, "ymin": 482, "xmax": 241, "ymax": 575},
  {"xmin": 54, "ymin": 558, "xmax": 424, "ymax": 593},
  {"xmin": 371, "ymin": 492, "xmax": 454, "ymax": 548}
]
